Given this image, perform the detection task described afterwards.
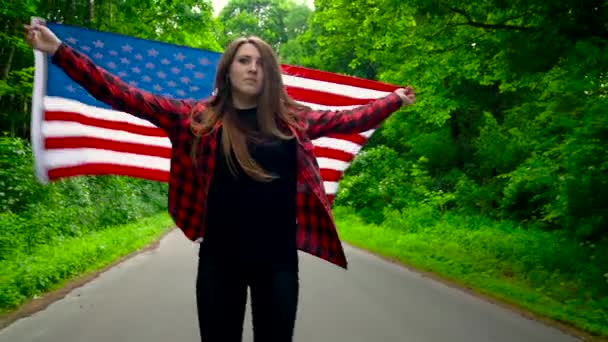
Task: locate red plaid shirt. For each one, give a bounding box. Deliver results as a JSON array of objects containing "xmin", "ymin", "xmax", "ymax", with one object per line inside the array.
[{"xmin": 52, "ymin": 44, "xmax": 403, "ymax": 269}]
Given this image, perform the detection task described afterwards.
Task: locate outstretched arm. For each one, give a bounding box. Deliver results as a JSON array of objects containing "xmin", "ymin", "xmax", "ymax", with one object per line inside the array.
[
  {"xmin": 302, "ymin": 87, "xmax": 415, "ymax": 140},
  {"xmin": 25, "ymin": 23, "xmax": 196, "ymax": 133}
]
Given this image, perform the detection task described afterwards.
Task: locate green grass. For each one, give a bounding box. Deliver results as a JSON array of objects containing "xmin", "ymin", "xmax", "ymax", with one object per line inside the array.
[
  {"xmin": 0, "ymin": 212, "xmax": 174, "ymax": 314},
  {"xmin": 333, "ymin": 206, "xmax": 608, "ymax": 338}
]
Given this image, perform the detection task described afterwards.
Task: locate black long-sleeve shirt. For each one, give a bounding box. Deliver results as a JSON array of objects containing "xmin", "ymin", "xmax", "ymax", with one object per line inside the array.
[{"xmin": 199, "ymin": 107, "xmax": 298, "ymax": 271}]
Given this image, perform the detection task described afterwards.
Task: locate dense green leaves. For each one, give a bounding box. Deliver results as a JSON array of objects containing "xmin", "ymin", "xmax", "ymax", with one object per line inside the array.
[
  {"xmin": 217, "ymin": 0, "xmax": 312, "ymax": 52},
  {"xmin": 291, "ymin": 0, "xmax": 608, "ymax": 240}
]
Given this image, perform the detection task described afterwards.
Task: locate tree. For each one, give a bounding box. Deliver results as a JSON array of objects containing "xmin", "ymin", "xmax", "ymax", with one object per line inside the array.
[
  {"xmin": 296, "ymin": 0, "xmax": 608, "ymax": 237},
  {"xmin": 217, "ymin": 0, "xmax": 311, "ymax": 52}
]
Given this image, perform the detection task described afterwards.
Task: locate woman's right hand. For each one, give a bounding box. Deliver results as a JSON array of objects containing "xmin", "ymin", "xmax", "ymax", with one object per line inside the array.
[{"xmin": 24, "ymin": 23, "xmax": 62, "ymax": 56}]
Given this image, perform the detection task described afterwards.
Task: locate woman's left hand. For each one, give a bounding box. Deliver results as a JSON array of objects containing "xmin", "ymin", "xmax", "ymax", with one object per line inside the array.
[{"xmin": 394, "ymin": 86, "xmax": 416, "ymax": 107}]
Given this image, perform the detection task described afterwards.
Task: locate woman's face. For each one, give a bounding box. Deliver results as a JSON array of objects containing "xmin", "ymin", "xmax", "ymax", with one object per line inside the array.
[{"xmin": 228, "ymin": 43, "xmax": 264, "ymax": 101}]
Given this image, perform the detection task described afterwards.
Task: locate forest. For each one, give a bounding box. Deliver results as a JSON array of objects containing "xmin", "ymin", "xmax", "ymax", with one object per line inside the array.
[{"xmin": 1, "ymin": 0, "xmax": 607, "ymax": 338}]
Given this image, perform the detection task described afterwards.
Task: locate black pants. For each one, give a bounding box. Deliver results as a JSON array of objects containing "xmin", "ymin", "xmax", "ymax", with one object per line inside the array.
[{"xmin": 196, "ymin": 261, "xmax": 299, "ymax": 342}]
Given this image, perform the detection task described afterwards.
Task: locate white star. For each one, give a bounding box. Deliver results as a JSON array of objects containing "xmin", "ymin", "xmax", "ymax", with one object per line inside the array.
[
  {"xmin": 176, "ymin": 89, "xmax": 186, "ymax": 96},
  {"xmin": 131, "ymin": 67, "xmax": 141, "ymax": 74},
  {"xmin": 120, "ymin": 57, "xmax": 130, "ymax": 64},
  {"xmin": 167, "ymin": 81, "xmax": 177, "ymax": 87},
  {"xmin": 118, "ymin": 71, "xmax": 128, "ymax": 77},
  {"xmin": 190, "ymin": 86, "xmax": 199, "ymax": 92},
  {"xmin": 157, "ymin": 71, "xmax": 166, "ymax": 79},
  {"xmin": 109, "ymin": 50, "xmax": 118, "ymax": 56},
  {"xmin": 194, "ymin": 72, "xmax": 205, "ymax": 79},
  {"xmin": 142, "ymin": 76, "xmax": 152, "ymax": 82},
  {"xmin": 180, "ymin": 76, "xmax": 190, "ymax": 84},
  {"xmin": 93, "ymin": 53, "xmax": 103, "ymax": 59},
  {"xmin": 129, "ymin": 81, "xmax": 139, "ymax": 87},
  {"xmin": 153, "ymin": 84, "xmax": 163, "ymax": 92},
  {"xmin": 93, "ymin": 40, "xmax": 104, "ymax": 48},
  {"xmin": 135, "ymin": 54, "xmax": 143, "ymax": 60},
  {"xmin": 107, "ymin": 62, "xmax": 117, "ymax": 69},
  {"xmin": 145, "ymin": 62, "xmax": 155, "ymax": 69},
  {"xmin": 81, "ymin": 46, "xmax": 91, "ymax": 51},
  {"xmin": 148, "ymin": 49, "xmax": 158, "ymax": 57},
  {"xmin": 171, "ymin": 67, "xmax": 180, "ymax": 74},
  {"xmin": 66, "ymin": 85, "xmax": 76, "ymax": 93},
  {"xmin": 122, "ymin": 44, "xmax": 133, "ymax": 52},
  {"xmin": 175, "ymin": 53, "xmax": 186, "ymax": 61},
  {"xmin": 66, "ymin": 37, "xmax": 78, "ymax": 44},
  {"xmin": 185, "ymin": 63, "xmax": 195, "ymax": 70},
  {"xmin": 161, "ymin": 58, "xmax": 170, "ymax": 65},
  {"xmin": 198, "ymin": 57, "xmax": 211, "ymax": 65}
]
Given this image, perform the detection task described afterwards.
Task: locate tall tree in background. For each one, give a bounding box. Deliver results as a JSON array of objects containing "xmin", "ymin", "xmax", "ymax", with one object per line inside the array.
[{"xmin": 217, "ymin": 0, "xmax": 311, "ymax": 52}]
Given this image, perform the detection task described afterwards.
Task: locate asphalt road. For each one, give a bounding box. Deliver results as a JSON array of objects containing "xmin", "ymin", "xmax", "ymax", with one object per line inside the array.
[{"xmin": 0, "ymin": 229, "xmax": 582, "ymax": 342}]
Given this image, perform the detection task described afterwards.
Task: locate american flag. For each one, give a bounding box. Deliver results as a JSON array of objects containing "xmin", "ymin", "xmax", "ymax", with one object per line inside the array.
[{"xmin": 31, "ymin": 22, "xmax": 399, "ymax": 203}]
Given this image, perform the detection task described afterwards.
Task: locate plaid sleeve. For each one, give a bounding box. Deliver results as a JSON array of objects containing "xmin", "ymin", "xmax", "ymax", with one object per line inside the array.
[
  {"xmin": 302, "ymin": 93, "xmax": 403, "ymax": 140},
  {"xmin": 51, "ymin": 43, "xmax": 195, "ymax": 133}
]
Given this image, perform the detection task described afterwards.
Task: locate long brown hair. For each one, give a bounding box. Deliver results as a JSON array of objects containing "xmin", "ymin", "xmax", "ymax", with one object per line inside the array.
[{"xmin": 190, "ymin": 36, "xmax": 306, "ymax": 182}]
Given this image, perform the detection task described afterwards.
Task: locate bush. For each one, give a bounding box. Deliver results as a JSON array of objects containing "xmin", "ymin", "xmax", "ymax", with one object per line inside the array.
[{"xmin": 0, "ymin": 137, "xmax": 168, "ymax": 260}]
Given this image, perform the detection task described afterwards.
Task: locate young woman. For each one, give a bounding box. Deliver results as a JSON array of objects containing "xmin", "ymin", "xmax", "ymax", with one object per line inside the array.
[{"xmin": 25, "ymin": 23, "xmax": 415, "ymax": 342}]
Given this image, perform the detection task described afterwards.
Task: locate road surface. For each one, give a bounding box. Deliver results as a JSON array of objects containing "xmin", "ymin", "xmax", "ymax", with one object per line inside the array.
[{"xmin": 0, "ymin": 229, "xmax": 581, "ymax": 341}]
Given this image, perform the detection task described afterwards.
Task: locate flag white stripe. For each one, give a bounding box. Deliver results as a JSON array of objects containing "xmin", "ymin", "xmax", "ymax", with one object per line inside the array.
[
  {"xmin": 323, "ymin": 181, "xmax": 339, "ymax": 195},
  {"xmin": 44, "ymin": 148, "xmax": 170, "ymax": 171},
  {"xmin": 282, "ymin": 74, "xmax": 391, "ymax": 99},
  {"xmin": 359, "ymin": 129, "xmax": 374, "ymax": 138},
  {"xmin": 312, "ymin": 137, "xmax": 363, "ymax": 155},
  {"xmin": 43, "ymin": 121, "xmax": 172, "ymax": 148},
  {"xmin": 32, "ymin": 46, "xmax": 49, "ymax": 183},
  {"xmin": 295, "ymin": 101, "xmax": 359, "ymax": 111},
  {"xmin": 317, "ymin": 157, "xmax": 350, "ymax": 172},
  {"xmin": 45, "ymin": 96, "xmax": 159, "ymax": 128}
]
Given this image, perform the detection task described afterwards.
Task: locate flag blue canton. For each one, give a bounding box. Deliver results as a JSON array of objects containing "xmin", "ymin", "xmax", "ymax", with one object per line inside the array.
[{"xmin": 46, "ymin": 23, "xmax": 221, "ymax": 109}]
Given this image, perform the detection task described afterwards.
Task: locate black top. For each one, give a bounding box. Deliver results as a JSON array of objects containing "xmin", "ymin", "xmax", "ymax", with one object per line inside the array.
[{"xmin": 199, "ymin": 107, "xmax": 298, "ymax": 271}]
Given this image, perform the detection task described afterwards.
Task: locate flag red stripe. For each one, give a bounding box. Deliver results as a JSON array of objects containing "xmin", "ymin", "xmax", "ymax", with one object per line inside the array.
[
  {"xmin": 325, "ymin": 133, "xmax": 368, "ymax": 146},
  {"xmin": 281, "ymin": 64, "xmax": 399, "ymax": 93},
  {"xmin": 45, "ymin": 111, "xmax": 167, "ymax": 137},
  {"xmin": 45, "ymin": 137, "xmax": 172, "ymax": 158},
  {"xmin": 285, "ymin": 87, "xmax": 372, "ymax": 106},
  {"xmin": 320, "ymin": 169, "xmax": 343, "ymax": 182},
  {"xmin": 313, "ymin": 146, "xmax": 356, "ymax": 162},
  {"xmin": 48, "ymin": 164, "xmax": 169, "ymax": 182}
]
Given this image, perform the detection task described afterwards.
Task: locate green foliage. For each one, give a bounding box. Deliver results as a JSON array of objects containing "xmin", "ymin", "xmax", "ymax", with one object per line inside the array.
[
  {"xmin": 0, "ymin": 212, "xmax": 173, "ymax": 313},
  {"xmin": 0, "ymin": 137, "xmax": 168, "ymax": 260},
  {"xmin": 334, "ymin": 206, "xmax": 608, "ymax": 337},
  {"xmin": 0, "ymin": 137, "xmax": 41, "ymax": 213},
  {"xmin": 289, "ymin": 0, "xmax": 608, "ymax": 241},
  {"xmin": 218, "ymin": 0, "xmax": 312, "ymax": 51}
]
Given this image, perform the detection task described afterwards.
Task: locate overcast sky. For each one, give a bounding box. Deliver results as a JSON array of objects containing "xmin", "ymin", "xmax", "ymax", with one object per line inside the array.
[{"xmin": 210, "ymin": 0, "xmax": 315, "ymax": 16}]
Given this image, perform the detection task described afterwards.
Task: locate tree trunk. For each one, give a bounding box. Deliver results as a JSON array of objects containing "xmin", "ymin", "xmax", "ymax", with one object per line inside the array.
[
  {"xmin": 86, "ymin": 0, "xmax": 95, "ymax": 27},
  {"xmin": 2, "ymin": 44, "xmax": 15, "ymax": 80}
]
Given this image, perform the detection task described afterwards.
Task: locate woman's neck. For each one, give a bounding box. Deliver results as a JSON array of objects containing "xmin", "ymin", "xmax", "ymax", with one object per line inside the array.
[{"xmin": 232, "ymin": 93, "xmax": 258, "ymax": 109}]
